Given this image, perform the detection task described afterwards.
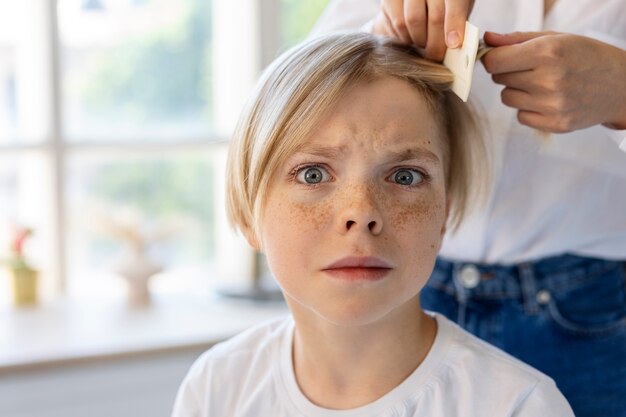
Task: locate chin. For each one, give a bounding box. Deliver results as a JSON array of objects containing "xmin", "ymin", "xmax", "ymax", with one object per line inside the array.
[
  {"xmin": 286, "ymin": 287, "xmax": 423, "ymax": 328},
  {"xmin": 311, "ymin": 300, "xmax": 405, "ymax": 328}
]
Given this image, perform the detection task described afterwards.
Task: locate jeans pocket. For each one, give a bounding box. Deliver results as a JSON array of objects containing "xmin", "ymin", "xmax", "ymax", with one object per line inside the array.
[{"xmin": 543, "ymin": 264, "xmax": 626, "ymax": 337}]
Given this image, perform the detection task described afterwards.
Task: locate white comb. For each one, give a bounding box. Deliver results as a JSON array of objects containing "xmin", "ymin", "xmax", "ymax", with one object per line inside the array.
[{"xmin": 443, "ymin": 21, "xmax": 490, "ymax": 102}]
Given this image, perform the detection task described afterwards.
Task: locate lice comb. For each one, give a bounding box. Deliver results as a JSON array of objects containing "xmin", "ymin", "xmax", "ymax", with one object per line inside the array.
[{"xmin": 443, "ymin": 22, "xmax": 492, "ymax": 102}]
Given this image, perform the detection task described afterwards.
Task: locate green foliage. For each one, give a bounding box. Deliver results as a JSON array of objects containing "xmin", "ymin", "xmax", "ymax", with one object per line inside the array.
[
  {"xmin": 5, "ymin": 258, "xmax": 34, "ymax": 272},
  {"xmin": 91, "ymin": 157, "xmax": 215, "ymax": 259},
  {"xmin": 93, "ymin": 157, "xmax": 213, "ymax": 220},
  {"xmin": 80, "ymin": 0, "xmax": 212, "ymax": 122}
]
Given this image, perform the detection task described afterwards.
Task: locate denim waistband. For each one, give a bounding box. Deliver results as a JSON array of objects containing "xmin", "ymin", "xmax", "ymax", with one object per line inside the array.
[{"xmin": 430, "ymin": 254, "xmax": 625, "ymax": 300}]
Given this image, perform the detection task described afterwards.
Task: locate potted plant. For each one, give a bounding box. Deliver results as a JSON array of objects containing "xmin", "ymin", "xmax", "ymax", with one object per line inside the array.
[{"xmin": 4, "ymin": 228, "xmax": 38, "ymax": 306}]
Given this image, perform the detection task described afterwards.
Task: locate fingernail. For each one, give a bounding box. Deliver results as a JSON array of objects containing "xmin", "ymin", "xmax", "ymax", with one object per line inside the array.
[{"xmin": 447, "ymin": 30, "xmax": 460, "ymax": 48}]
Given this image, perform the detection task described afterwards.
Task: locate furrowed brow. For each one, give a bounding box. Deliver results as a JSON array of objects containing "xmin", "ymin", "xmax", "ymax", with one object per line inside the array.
[
  {"xmin": 295, "ymin": 144, "xmax": 349, "ymax": 159},
  {"xmin": 386, "ymin": 148, "xmax": 441, "ymax": 165}
]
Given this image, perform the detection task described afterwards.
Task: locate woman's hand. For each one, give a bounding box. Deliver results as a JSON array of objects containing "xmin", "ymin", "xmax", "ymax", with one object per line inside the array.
[
  {"xmin": 371, "ymin": 0, "xmax": 475, "ymax": 61},
  {"xmin": 483, "ymin": 31, "xmax": 626, "ymax": 132}
]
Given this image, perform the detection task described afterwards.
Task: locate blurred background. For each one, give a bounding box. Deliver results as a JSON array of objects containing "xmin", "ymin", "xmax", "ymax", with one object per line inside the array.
[
  {"xmin": 0, "ymin": 1, "xmax": 330, "ymax": 416},
  {"xmin": 0, "ymin": 0, "xmax": 330, "ymax": 304}
]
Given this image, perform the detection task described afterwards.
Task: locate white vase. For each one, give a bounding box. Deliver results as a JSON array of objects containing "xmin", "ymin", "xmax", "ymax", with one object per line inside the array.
[{"xmin": 115, "ymin": 249, "xmax": 162, "ymax": 307}]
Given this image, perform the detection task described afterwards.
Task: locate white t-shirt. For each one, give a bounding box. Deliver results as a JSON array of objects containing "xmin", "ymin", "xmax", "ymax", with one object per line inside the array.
[
  {"xmin": 172, "ymin": 313, "xmax": 573, "ymax": 417},
  {"xmin": 311, "ymin": 0, "xmax": 626, "ymax": 265}
]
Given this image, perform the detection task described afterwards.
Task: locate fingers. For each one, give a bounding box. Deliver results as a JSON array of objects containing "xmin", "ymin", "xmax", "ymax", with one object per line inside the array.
[
  {"xmin": 378, "ymin": 0, "xmax": 475, "ymax": 61},
  {"xmin": 500, "ymin": 89, "xmax": 554, "ymax": 130},
  {"xmin": 404, "ymin": 0, "xmax": 427, "ymax": 46},
  {"xmin": 500, "ymin": 85, "xmax": 567, "ymax": 117},
  {"xmin": 517, "ymin": 111, "xmax": 574, "ymax": 133},
  {"xmin": 425, "ymin": 0, "xmax": 446, "ymax": 60},
  {"xmin": 483, "ymin": 32, "xmax": 567, "ymax": 75},
  {"xmin": 492, "ymin": 70, "xmax": 543, "ymax": 92},
  {"xmin": 484, "ymin": 31, "xmax": 552, "ymax": 47},
  {"xmin": 444, "ymin": 0, "xmax": 473, "ymax": 48},
  {"xmin": 501, "ymin": 88, "xmax": 575, "ymax": 133},
  {"xmin": 482, "ymin": 41, "xmax": 540, "ymax": 74},
  {"xmin": 382, "ymin": 0, "xmax": 413, "ymax": 44},
  {"xmin": 500, "ymin": 88, "xmax": 535, "ymax": 112},
  {"xmin": 517, "ymin": 111, "xmax": 553, "ymax": 132},
  {"xmin": 372, "ymin": 7, "xmax": 396, "ymax": 36}
]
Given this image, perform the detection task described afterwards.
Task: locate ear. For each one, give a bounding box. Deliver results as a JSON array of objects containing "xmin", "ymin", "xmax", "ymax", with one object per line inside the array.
[{"xmin": 241, "ymin": 225, "xmax": 261, "ymax": 252}]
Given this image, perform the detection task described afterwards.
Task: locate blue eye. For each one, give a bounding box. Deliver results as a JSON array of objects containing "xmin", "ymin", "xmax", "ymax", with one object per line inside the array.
[
  {"xmin": 296, "ymin": 166, "xmax": 331, "ymax": 185},
  {"xmin": 392, "ymin": 169, "xmax": 424, "ymax": 186}
]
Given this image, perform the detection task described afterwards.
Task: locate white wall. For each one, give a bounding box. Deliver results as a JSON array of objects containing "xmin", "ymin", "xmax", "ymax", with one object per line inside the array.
[{"xmin": 0, "ymin": 347, "xmax": 206, "ymax": 417}]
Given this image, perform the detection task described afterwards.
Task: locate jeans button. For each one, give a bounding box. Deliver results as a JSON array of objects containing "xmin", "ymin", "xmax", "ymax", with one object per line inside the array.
[
  {"xmin": 536, "ymin": 290, "xmax": 551, "ymax": 305},
  {"xmin": 459, "ymin": 265, "xmax": 481, "ymax": 288}
]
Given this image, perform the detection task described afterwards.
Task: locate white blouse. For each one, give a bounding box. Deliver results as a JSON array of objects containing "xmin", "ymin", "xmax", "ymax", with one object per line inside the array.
[{"xmin": 312, "ymin": 0, "xmax": 626, "ymax": 264}]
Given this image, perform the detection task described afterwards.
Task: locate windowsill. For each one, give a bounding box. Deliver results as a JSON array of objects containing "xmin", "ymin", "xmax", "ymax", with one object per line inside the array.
[{"xmin": 0, "ymin": 292, "xmax": 288, "ymax": 374}]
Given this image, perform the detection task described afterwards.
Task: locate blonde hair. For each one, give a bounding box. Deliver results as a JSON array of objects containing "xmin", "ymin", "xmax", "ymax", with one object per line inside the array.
[{"xmin": 226, "ymin": 32, "xmax": 489, "ymax": 241}]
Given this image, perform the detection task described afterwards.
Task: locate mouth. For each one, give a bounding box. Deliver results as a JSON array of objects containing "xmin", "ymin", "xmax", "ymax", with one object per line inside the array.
[{"xmin": 322, "ymin": 256, "xmax": 393, "ymax": 282}]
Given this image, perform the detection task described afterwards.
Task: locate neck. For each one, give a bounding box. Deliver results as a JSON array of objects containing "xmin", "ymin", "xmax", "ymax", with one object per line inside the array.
[{"xmin": 288, "ymin": 297, "xmax": 437, "ymax": 410}]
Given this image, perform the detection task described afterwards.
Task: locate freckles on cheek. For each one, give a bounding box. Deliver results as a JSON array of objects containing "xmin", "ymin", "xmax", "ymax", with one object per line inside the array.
[
  {"xmin": 283, "ymin": 197, "xmax": 333, "ymax": 233},
  {"xmin": 387, "ymin": 197, "xmax": 445, "ymax": 232}
]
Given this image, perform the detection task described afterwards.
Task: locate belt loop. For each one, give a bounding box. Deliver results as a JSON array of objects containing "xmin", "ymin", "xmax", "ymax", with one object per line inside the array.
[{"xmin": 518, "ymin": 262, "xmax": 539, "ymax": 314}]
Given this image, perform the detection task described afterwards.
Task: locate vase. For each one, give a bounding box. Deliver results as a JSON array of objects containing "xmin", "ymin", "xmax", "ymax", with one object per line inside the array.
[
  {"xmin": 115, "ymin": 249, "xmax": 163, "ymax": 307},
  {"xmin": 10, "ymin": 268, "xmax": 38, "ymax": 306}
]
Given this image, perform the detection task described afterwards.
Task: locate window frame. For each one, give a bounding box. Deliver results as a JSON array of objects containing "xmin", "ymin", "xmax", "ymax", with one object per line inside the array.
[{"xmin": 0, "ymin": 0, "xmax": 286, "ymax": 300}]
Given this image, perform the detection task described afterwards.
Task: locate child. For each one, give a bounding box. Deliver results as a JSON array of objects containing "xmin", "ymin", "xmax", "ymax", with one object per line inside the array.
[{"xmin": 172, "ymin": 33, "xmax": 574, "ymax": 416}]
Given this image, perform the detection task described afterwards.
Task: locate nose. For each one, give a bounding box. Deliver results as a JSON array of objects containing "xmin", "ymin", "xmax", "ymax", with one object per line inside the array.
[{"xmin": 335, "ymin": 184, "xmax": 383, "ymax": 235}]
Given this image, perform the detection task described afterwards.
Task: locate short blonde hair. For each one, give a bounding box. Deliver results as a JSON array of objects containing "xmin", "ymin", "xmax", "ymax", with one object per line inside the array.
[{"xmin": 226, "ymin": 33, "xmax": 489, "ymax": 241}]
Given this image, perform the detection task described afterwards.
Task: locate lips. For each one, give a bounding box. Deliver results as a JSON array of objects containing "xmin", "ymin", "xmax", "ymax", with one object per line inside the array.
[{"xmin": 322, "ymin": 256, "xmax": 392, "ymax": 281}]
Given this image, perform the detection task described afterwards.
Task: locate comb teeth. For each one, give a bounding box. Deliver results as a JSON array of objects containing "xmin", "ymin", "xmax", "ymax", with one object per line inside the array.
[
  {"xmin": 476, "ymin": 39, "xmax": 494, "ymax": 60},
  {"xmin": 443, "ymin": 21, "xmax": 481, "ymax": 102}
]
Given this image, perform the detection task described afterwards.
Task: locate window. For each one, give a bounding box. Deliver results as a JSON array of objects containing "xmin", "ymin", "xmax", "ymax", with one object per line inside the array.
[
  {"xmin": 60, "ymin": 0, "xmax": 214, "ymax": 142},
  {"xmin": 279, "ymin": 0, "xmax": 330, "ymax": 49},
  {"xmin": 0, "ymin": 0, "xmax": 329, "ymax": 306}
]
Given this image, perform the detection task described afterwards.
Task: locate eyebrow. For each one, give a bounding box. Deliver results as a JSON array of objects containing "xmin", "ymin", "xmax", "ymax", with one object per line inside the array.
[
  {"xmin": 384, "ymin": 148, "xmax": 441, "ymax": 165},
  {"xmin": 295, "ymin": 144, "xmax": 440, "ymax": 165},
  {"xmin": 296, "ymin": 144, "xmax": 349, "ymax": 160}
]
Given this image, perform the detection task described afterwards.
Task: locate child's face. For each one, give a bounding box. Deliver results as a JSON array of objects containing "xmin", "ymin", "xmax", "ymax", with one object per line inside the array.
[{"xmin": 257, "ymin": 76, "xmax": 448, "ymax": 326}]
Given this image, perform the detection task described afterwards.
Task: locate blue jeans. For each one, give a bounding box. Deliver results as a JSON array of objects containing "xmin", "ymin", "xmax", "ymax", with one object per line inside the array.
[{"xmin": 421, "ymin": 254, "xmax": 626, "ymax": 417}]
